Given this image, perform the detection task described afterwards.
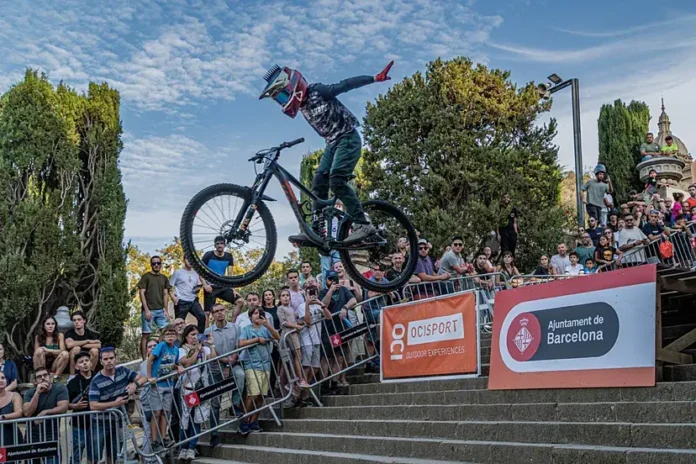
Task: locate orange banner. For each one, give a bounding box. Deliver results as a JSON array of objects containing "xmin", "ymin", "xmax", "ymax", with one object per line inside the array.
[{"xmin": 381, "ymin": 292, "xmax": 478, "ymax": 381}]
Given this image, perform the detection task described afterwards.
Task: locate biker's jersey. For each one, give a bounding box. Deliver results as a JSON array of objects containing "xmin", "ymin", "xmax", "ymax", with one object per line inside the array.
[{"xmin": 300, "ymin": 75, "xmax": 374, "ymax": 145}]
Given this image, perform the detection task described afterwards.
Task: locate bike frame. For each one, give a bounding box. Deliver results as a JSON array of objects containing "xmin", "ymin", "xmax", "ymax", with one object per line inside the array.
[{"xmin": 231, "ymin": 149, "xmax": 342, "ymax": 252}]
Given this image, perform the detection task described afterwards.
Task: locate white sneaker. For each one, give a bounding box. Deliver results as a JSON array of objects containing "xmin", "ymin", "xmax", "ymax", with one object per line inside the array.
[
  {"xmin": 187, "ymin": 448, "xmax": 196, "ymax": 461},
  {"xmin": 177, "ymin": 449, "xmax": 188, "ymax": 463}
]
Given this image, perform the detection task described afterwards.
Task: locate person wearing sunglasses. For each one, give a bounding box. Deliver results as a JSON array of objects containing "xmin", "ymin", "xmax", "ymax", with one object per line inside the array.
[
  {"xmin": 137, "ymin": 256, "xmax": 172, "ymax": 360},
  {"xmin": 617, "ymin": 213, "xmax": 649, "ymax": 265},
  {"xmin": 259, "ymin": 61, "xmax": 394, "ymax": 246},
  {"xmin": 438, "ymin": 236, "xmax": 473, "ymax": 280}
]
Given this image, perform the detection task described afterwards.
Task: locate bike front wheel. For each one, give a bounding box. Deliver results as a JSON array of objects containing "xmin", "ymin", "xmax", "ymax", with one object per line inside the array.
[
  {"xmin": 180, "ymin": 183, "xmax": 277, "ymax": 287},
  {"xmin": 337, "ymin": 200, "xmax": 418, "ymax": 292}
]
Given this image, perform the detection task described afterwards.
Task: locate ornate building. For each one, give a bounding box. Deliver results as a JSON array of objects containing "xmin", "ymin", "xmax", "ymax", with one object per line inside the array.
[{"xmin": 636, "ymin": 99, "xmax": 694, "ymax": 194}]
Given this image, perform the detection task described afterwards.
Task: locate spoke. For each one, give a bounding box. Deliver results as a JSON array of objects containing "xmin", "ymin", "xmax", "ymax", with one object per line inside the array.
[
  {"xmin": 248, "ymin": 238, "xmax": 267, "ymax": 247},
  {"xmin": 192, "ymin": 221, "xmax": 220, "ymax": 233},
  {"xmin": 199, "ymin": 207, "xmax": 222, "ymax": 233},
  {"xmin": 213, "ymin": 195, "xmax": 228, "ymax": 225}
]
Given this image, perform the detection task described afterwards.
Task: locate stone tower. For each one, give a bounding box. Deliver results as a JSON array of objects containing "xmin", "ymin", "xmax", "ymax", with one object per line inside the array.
[{"xmin": 654, "ymin": 99, "xmax": 694, "ymax": 188}]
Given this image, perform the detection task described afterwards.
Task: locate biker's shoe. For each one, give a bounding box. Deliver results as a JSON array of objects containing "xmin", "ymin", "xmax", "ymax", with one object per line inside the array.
[
  {"xmin": 288, "ymin": 233, "xmax": 312, "ymax": 247},
  {"xmin": 288, "ymin": 220, "xmax": 322, "ymax": 247},
  {"xmin": 342, "ymin": 222, "xmax": 377, "ymax": 245}
]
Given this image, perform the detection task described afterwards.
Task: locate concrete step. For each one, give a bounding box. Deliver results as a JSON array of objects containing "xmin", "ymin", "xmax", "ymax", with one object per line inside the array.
[
  {"xmin": 349, "ymin": 376, "xmax": 489, "ymax": 395},
  {"xmin": 215, "ymin": 431, "xmax": 696, "ymax": 464},
  {"xmin": 323, "ymin": 382, "xmax": 696, "ymax": 407},
  {"xmin": 664, "ymin": 364, "xmax": 696, "ymax": 382},
  {"xmin": 347, "ymin": 364, "xmax": 490, "ymax": 384},
  {"xmin": 196, "ymin": 458, "xmax": 251, "ymax": 464},
  {"xmin": 284, "ymin": 401, "xmax": 696, "ymax": 423},
  {"xmin": 201, "ymin": 443, "xmax": 470, "ymax": 463},
  {"xmin": 258, "ymin": 419, "xmax": 696, "ymax": 450}
]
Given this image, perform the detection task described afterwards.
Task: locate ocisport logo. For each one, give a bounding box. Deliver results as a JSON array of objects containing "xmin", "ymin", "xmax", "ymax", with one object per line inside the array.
[{"xmin": 390, "ymin": 313, "xmax": 464, "ymax": 360}]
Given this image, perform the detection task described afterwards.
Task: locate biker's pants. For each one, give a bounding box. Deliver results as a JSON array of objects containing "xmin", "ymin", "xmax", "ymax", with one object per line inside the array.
[{"xmin": 311, "ymin": 128, "xmax": 367, "ymax": 223}]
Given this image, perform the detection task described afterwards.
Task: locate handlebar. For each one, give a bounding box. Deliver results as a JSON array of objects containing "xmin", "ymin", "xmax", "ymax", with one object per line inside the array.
[
  {"xmin": 279, "ymin": 138, "xmax": 305, "ymax": 149},
  {"xmin": 248, "ymin": 138, "xmax": 305, "ymax": 162}
]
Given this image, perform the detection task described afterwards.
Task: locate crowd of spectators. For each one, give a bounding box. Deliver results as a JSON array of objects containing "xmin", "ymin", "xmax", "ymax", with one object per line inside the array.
[{"xmin": 1, "ymin": 140, "xmax": 694, "ymax": 462}]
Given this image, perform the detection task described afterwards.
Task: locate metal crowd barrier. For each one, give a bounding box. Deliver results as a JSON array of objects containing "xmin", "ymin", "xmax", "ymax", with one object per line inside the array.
[
  {"xmin": 510, "ymin": 274, "xmax": 586, "ymax": 286},
  {"xmin": 127, "ymin": 339, "xmax": 295, "ymax": 461},
  {"xmin": 0, "ymin": 408, "xmax": 127, "ymax": 464},
  {"xmin": 279, "ymin": 274, "xmax": 510, "ymax": 404},
  {"xmin": 597, "ymin": 223, "xmax": 696, "ymax": 271},
  {"xmin": 281, "ymin": 293, "xmax": 390, "ymax": 407},
  {"xmin": 397, "ymin": 273, "xmax": 509, "ymax": 332}
]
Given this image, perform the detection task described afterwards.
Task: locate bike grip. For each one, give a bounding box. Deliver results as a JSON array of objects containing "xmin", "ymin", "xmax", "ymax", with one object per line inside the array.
[{"xmin": 281, "ymin": 138, "xmax": 305, "ymax": 149}]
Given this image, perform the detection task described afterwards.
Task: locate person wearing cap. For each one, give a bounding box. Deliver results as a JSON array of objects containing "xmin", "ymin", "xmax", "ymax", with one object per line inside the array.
[
  {"xmin": 581, "ymin": 164, "xmax": 613, "ymax": 223},
  {"xmin": 661, "ymin": 135, "xmax": 679, "ymax": 157}
]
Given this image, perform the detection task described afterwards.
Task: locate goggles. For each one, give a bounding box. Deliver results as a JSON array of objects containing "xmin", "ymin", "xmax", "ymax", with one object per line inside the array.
[{"xmin": 269, "ymin": 68, "xmax": 300, "ymax": 108}]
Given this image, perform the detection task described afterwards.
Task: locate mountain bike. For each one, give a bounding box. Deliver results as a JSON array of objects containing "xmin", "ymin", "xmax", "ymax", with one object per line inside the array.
[{"xmin": 180, "ymin": 138, "xmax": 418, "ymax": 292}]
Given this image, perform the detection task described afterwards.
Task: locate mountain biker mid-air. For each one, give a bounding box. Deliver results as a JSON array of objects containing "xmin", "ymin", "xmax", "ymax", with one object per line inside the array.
[{"xmin": 259, "ymin": 61, "xmax": 394, "ymax": 246}]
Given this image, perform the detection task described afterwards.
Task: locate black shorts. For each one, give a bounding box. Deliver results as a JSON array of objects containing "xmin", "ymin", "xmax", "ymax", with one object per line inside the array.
[{"xmin": 203, "ymin": 286, "xmax": 241, "ymax": 312}]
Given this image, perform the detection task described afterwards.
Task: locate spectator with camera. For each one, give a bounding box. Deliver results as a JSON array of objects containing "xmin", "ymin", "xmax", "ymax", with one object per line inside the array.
[
  {"xmin": 176, "ymin": 324, "xmax": 216, "ymax": 462},
  {"xmin": 320, "ymin": 270, "xmax": 357, "ymax": 391},
  {"xmin": 299, "ymin": 279, "xmax": 332, "ymax": 394}
]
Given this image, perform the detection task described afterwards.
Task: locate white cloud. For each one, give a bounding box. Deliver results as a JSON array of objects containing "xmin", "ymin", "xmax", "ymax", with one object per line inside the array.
[
  {"xmin": 0, "ymin": 0, "xmax": 503, "ymax": 112},
  {"xmin": 551, "ymin": 14, "xmax": 696, "ymax": 38},
  {"xmin": 535, "ymin": 16, "xmax": 696, "ymax": 175}
]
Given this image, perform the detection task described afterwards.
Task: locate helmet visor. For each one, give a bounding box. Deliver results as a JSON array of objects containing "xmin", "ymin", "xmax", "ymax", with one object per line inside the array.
[{"xmin": 273, "ymin": 88, "xmax": 292, "ymax": 106}]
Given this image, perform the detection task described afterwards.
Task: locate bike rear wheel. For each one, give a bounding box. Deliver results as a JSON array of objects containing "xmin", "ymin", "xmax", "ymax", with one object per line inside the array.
[
  {"xmin": 337, "ymin": 200, "xmax": 418, "ymax": 292},
  {"xmin": 180, "ymin": 183, "xmax": 277, "ymax": 287}
]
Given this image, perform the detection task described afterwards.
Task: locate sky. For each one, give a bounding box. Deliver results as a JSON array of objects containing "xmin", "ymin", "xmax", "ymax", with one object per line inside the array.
[{"xmin": 1, "ymin": 0, "xmax": 695, "ymax": 258}]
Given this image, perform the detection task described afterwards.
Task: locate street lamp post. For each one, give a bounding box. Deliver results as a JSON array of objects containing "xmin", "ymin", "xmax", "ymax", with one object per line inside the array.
[{"xmin": 538, "ymin": 75, "xmax": 584, "ymax": 226}]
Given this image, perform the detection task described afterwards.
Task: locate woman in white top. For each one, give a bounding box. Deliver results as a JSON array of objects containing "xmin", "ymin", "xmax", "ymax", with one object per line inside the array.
[
  {"xmin": 176, "ymin": 325, "xmax": 216, "ymax": 462},
  {"xmin": 277, "ymin": 289, "xmax": 310, "ymax": 389}
]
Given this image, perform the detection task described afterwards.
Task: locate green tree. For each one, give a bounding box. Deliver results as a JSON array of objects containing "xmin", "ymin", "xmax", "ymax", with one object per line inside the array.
[
  {"xmin": 361, "ymin": 57, "xmax": 570, "ymax": 271},
  {"xmin": 597, "ymin": 99, "xmax": 650, "ymax": 203},
  {"xmin": 0, "ymin": 70, "xmax": 128, "ymax": 354}
]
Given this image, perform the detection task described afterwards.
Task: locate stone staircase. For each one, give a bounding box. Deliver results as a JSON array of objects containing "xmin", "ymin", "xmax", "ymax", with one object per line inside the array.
[{"xmin": 197, "ymin": 333, "xmax": 696, "ymax": 464}]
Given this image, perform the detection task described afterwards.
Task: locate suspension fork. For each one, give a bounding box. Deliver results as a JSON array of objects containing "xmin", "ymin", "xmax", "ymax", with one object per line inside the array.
[{"xmin": 229, "ymin": 171, "xmax": 274, "ymax": 238}]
